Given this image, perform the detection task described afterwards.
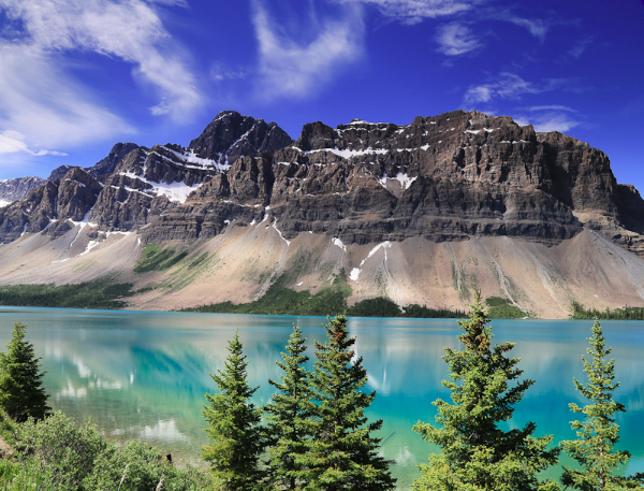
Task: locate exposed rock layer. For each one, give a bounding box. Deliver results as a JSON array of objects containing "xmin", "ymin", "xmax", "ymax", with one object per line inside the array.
[{"xmin": 0, "ymin": 110, "xmax": 641, "ymax": 259}]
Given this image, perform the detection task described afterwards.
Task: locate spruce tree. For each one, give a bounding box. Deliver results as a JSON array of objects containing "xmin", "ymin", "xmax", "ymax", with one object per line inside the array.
[
  {"xmin": 264, "ymin": 324, "xmax": 313, "ymax": 490},
  {"xmin": 560, "ymin": 320, "xmax": 643, "ymax": 490},
  {"xmin": 203, "ymin": 333, "xmax": 264, "ymax": 490},
  {"xmin": 305, "ymin": 315, "xmax": 395, "ymax": 491},
  {"xmin": 413, "ymin": 295, "xmax": 560, "ymax": 491},
  {"xmin": 0, "ymin": 323, "xmax": 49, "ymax": 422}
]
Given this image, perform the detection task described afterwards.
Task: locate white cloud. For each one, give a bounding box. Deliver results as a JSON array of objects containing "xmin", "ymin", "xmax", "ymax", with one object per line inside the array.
[
  {"xmin": 0, "ymin": 0, "xmax": 200, "ymax": 122},
  {"xmin": 525, "ymin": 105, "xmax": 576, "ymax": 113},
  {"xmin": 504, "ymin": 16, "xmax": 548, "ymax": 41},
  {"xmin": 0, "ymin": 44, "xmax": 133, "ymax": 153},
  {"xmin": 337, "ymin": 0, "xmax": 476, "ymax": 24},
  {"xmin": 0, "ymin": 0, "xmax": 199, "ymax": 165},
  {"xmin": 435, "ymin": 22, "xmax": 481, "ymax": 56},
  {"xmin": 0, "ymin": 130, "xmax": 67, "ymax": 157},
  {"xmin": 210, "ymin": 63, "xmax": 249, "ymax": 82},
  {"xmin": 517, "ymin": 105, "xmax": 580, "ymax": 133},
  {"xmin": 464, "ymin": 73, "xmax": 540, "ymax": 105},
  {"xmin": 253, "ymin": 2, "xmax": 364, "ymax": 100}
]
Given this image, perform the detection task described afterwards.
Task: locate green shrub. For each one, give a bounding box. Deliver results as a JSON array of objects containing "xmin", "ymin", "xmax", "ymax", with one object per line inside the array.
[
  {"xmin": 84, "ymin": 441, "xmax": 210, "ymax": 491},
  {"xmin": 0, "ymin": 412, "xmax": 210, "ymax": 491},
  {"xmin": 12, "ymin": 411, "xmax": 106, "ymax": 490}
]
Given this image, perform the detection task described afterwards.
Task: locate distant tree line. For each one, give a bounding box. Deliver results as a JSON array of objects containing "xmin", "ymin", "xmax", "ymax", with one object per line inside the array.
[
  {"xmin": 570, "ymin": 301, "xmax": 644, "ymax": 321},
  {"xmin": 0, "ymin": 303, "xmax": 642, "ymax": 490}
]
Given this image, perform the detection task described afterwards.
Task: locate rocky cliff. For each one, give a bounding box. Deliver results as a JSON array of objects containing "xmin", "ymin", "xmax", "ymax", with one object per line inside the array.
[
  {"xmin": 0, "ymin": 110, "xmax": 642, "ymax": 317},
  {"xmin": 0, "ymin": 176, "xmax": 46, "ymax": 207}
]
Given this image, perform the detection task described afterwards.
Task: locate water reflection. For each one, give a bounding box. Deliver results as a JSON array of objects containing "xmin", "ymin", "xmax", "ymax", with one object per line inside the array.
[{"xmin": 0, "ymin": 308, "xmax": 642, "ymax": 489}]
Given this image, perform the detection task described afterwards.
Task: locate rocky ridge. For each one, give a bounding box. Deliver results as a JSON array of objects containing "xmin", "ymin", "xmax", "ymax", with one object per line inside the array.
[
  {"xmin": 0, "ymin": 110, "xmax": 642, "ymax": 258},
  {"xmin": 0, "ymin": 176, "xmax": 46, "ymax": 207}
]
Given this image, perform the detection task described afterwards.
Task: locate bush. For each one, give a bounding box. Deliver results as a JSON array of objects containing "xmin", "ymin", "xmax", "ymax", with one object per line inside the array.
[
  {"xmin": 84, "ymin": 441, "xmax": 210, "ymax": 491},
  {"xmin": 12, "ymin": 411, "xmax": 106, "ymax": 489},
  {"xmin": 0, "ymin": 412, "xmax": 210, "ymax": 491}
]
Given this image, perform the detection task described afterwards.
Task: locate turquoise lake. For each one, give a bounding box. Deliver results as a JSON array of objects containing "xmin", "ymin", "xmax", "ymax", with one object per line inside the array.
[{"xmin": 0, "ymin": 307, "xmax": 642, "ymax": 489}]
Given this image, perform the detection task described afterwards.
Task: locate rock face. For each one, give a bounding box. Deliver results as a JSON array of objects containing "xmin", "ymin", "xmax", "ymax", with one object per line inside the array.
[
  {"xmin": 0, "ymin": 110, "xmax": 642, "ymax": 258},
  {"xmin": 188, "ymin": 111, "xmax": 292, "ymax": 164},
  {"xmin": 0, "ymin": 176, "xmax": 46, "ymax": 206}
]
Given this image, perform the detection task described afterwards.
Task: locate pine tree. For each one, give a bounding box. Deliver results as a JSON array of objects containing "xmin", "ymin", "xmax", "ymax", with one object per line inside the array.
[
  {"xmin": 305, "ymin": 315, "xmax": 395, "ymax": 491},
  {"xmin": 203, "ymin": 333, "xmax": 264, "ymax": 490},
  {"xmin": 560, "ymin": 320, "xmax": 643, "ymax": 490},
  {"xmin": 413, "ymin": 295, "xmax": 560, "ymax": 491},
  {"xmin": 264, "ymin": 324, "xmax": 314, "ymax": 490},
  {"xmin": 0, "ymin": 323, "xmax": 49, "ymax": 422}
]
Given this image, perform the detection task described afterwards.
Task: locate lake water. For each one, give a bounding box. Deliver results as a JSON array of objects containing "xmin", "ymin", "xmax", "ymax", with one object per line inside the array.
[{"xmin": 0, "ymin": 307, "xmax": 642, "ymax": 489}]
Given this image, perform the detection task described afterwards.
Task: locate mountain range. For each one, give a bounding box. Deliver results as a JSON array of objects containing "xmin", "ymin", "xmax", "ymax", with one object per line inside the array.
[{"xmin": 0, "ymin": 110, "xmax": 642, "ymax": 318}]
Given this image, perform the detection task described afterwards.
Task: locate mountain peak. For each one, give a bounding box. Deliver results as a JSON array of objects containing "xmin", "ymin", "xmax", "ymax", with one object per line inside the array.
[{"xmin": 188, "ymin": 111, "xmax": 292, "ymax": 163}]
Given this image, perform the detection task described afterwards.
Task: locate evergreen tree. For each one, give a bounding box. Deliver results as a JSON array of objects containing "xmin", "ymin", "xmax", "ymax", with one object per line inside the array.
[
  {"xmin": 264, "ymin": 324, "xmax": 314, "ymax": 490},
  {"xmin": 305, "ymin": 315, "xmax": 395, "ymax": 491},
  {"xmin": 413, "ymin": 295, "xmax": 560, "ymax": 491},
  {"xmin": 203, "ymin": 333, "xmax": 264, "ymax": 490},
  {"xmin": 0, "ymin": 323, "xmax": 49, "ymax": 422},
  {"xmin": 560, "ymin": 320, "xmax": 643, "ymax": 490}
]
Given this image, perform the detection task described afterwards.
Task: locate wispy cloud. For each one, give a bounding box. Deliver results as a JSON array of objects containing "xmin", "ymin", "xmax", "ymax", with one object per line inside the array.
[
  {"xmin": 0, "ymin": 0, "xmax": 200, "ymax": 163},
  {"xmin": 516, "ymin": 105, "xmax": 580, "ymax": 133},
  {"xmin": 0, "ymin": 130, "xmax": 67, "ymax": 157},
  {"xmin": 0, "ymin": 44, "xmax": 133, "ymax": 157},
  {"xmin": 568, "ymin": 36, "xmax": 592, "ymax": 59},
  {"xmin": 210, "ymin": 63, "xmax": 249, "ymax": 83},
  {"xmin": 435, "ymin": 22, "xmax": 481, "ymax": 56},
  {"xmin": 464, "ymin": 73, "xmax": 540, "ymax": 105},
  {"xmin": 253, "ymin": 1, "xmax": 364, "ymax": 100},
  {"xmin": 0, "ymin": 0, "xmax": 200, "ymax": 121},
  {"xmin": 503, "ymin": 16, "xmax": 549, "ymax": 41},
  {"xmin": 463, "ymin": 73, "xmax": 573, "ymax": 106},
  {"xmin": 335, "ymin": 0, "xmax": 477, "ymax": 24}
]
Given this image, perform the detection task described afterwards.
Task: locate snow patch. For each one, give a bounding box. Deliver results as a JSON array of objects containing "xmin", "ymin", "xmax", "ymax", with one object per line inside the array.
[
  {"xmin": 79, "ymin": 239, "xmax": 100, "ymax": 256},
  {"xmin": 350, "ymin": 241, "xmax": 392, "ymax": 281},
  {"xmin": 119, "ymin": 172, "xmax": 201, "ymax": 203},
  {"xmin": 332, "ymin": 237, "xmax": 347, "ymax": 252},
  {"xmin": 379, "ymin": 173, "xmax": 417, "ymax": 191},
  {"xmin": 306, "ymin": 147, "xmax": 389, "ymax": 158},
  {"xmin": 271, "ymin": 219, "xmax": 290, "ymax": 246}
]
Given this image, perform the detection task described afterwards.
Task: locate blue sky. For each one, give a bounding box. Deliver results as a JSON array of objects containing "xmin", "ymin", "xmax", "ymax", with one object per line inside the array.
[{"xmin": 0, "ymin": 0, "xmax": 642, "ymax": 192}]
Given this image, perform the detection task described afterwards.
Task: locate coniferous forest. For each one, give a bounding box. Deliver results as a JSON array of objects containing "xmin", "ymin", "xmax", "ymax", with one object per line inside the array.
[{"xmin": 0, "ymin": 306, "xmax": 642, "ymax": 490}]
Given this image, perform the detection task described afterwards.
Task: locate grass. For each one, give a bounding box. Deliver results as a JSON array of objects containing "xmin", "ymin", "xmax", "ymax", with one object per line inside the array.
[
  {"xmin": 0, "ymin": 279, "xmax": 135, "ymax": 309},
  {"xmin": 570, "ymin": 301, "xmax": 644, "ymax": 320},
  {"xmin": 134, "ymin": 244, "xmax": 188, "ymax": 273}
]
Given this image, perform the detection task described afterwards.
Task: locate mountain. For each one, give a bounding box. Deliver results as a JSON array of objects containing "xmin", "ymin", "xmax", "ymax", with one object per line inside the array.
[
  {"xmin": 0, "ymin": 176, "xmax": 46, "ymax": 207},
  {"xmin": 0, "ymin": 110, "xmax": 642, "ymax": 318}
]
